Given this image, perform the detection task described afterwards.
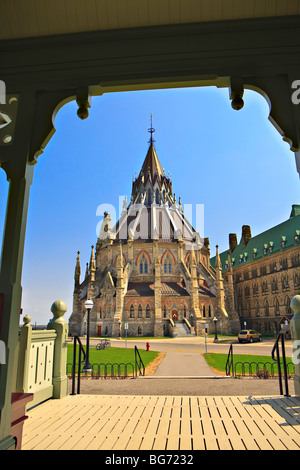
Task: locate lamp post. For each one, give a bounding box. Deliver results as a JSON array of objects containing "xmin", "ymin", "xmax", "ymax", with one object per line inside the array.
[
  {"xmin": 118, "ymin": 319, "xmax": 121, "ymax": 339},
  {"xmin": 213, "ymin": 316, "xmax": 219, "ymax": 343},
  {"xmin": 82, "ymin": 299, "xmax": 93, "ymax": 372}
]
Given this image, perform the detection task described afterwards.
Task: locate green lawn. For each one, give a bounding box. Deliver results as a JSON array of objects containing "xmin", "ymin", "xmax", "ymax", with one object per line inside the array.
[
  {"xmin": 67, "ymin": 344, "xmax": 159, "ymax": 376},
  {"xmin": 203, "ymin": 353, "xmax": 295, "ymax": 377}
]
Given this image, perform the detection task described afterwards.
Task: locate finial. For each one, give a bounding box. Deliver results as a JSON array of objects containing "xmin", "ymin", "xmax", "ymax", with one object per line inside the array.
[{"xmin": 148, "ymin": 112, "xmax": 156, "ymax": 144}]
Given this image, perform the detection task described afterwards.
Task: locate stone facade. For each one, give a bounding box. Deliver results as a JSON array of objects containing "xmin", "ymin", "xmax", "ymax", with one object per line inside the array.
[
  {"xmin": 69, "ymin": 130, "xmax": 240, "ymax": 337},
  {"xmin": 211, "ymin": 206, "xmax": 300, "ymax": 335}
]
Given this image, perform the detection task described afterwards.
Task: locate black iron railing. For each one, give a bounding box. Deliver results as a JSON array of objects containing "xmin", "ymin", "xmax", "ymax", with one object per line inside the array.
[
  {"xmin": 135, "ymin": 345, "xmax": 145, "ymax": 376},
  {"xmin": 271, "ymin": 331, "xmax": 290, "ymax": 397},
  {"xmin": 69, "ymin": 339, "xmax": 145, "ymax": 395},
  {"xmin": 224, "ymin": 334, "xmax": 293, "ymax": 397},
  {"xmin": 70, "ymin": 335, "xmax": 86, "ymax": 395},
  {"xmin": 225, "ymin": 343, "xmax": 234, "ymax": 376}
]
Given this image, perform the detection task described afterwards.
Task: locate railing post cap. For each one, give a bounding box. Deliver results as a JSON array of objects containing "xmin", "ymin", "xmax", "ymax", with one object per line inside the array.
[
  {"xmin": 23, "ymin": 315, "xmax": 31, "ymax": 325},
  {"xmin": 51, "ymin": 299, "xmax": 67, "ymax": 318},
  {"xmin": 291, "ymin": 295, "xmax": 300, "ymax": 314}
]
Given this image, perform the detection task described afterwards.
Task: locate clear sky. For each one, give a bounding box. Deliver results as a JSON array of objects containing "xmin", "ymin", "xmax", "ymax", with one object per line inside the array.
[{"xmin": 1, "ymin": 85, "xmax": 299, "ymax": 325}]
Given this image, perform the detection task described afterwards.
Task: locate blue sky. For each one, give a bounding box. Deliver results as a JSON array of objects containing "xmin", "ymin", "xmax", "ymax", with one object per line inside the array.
[{"xmin": 1, "ymin": 85, "xmax": 298, "ymax": 325}]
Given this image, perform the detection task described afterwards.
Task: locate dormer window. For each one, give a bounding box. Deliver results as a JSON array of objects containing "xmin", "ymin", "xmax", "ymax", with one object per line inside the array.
[
  {"xmin": 252, "ymin": 248, "xmax": 257, "ymax": 259},
  {"xmin": 281, "ymin": 236, "xmax": 286, "ymax": 248},
  {"xmin": 263, "ymin": 244, "xmax": 268, "ymax": 255},
  {"xmin": 269, "ymin": 242, "xmax": 273, "ymax": 253},
  {"xmin": 295, "ymin": 231, "xmax": 300, "ymax": 242}
]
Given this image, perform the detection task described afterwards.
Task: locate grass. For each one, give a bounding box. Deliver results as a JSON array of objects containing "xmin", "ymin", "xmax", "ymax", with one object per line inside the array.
[
  {"xmin": 203, "ymin": 353, "xmax": 295, "ymax": 377},
  {"xmin": 67, "ymin": 344, "xmax": 160, "ymax": 376}
]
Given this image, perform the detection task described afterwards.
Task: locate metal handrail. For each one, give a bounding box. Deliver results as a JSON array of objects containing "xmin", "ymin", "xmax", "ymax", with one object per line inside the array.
[
  {"xmin": 70, "ymin": 335, "xmax": 86, "ymax": 395},
  {"xmin": 134, "ymin": 346, "xmax": 145, "ymax": 377},
  {"xmin": 271, "ymin": 331, "xmax": 290, "ymax": 397},
  {"xmin": 225, "ymin": 343, "xmax": 234, "ymax": 376}
]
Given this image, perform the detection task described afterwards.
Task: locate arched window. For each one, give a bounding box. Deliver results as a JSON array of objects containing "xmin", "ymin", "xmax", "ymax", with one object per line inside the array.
[
  {"xmin": 265, "ymin": 300, "xmax": 269, "ymax": 316},
  {"xmin": 138, "ymin": 305, "xmax": 142, "ymax": 318},
  {"xmin": 208, "ymin": 305, "xmax": 211, "ymax": 317},
  {"xmin": 138, "ymin": 326, "xmax": 142, "ymax": 335},
  {"xmin": 203, "ymin": 305, "xmax": 206, "ymax": 317},
  {"xmin": 155, "ymin": 189, "xmax": 160, "ymax": 204},
  {"xmin": 130, "ymin": 305, "xmax": 134, "ymax": 318},
  {"xmin": 184, "ymin": 305, "xmax": 187, "ymax": 318},
  {"xmin": 139, "ymin": 254, "xmax": 149, "ymax": 274},
  {"xmin": 163, "ymin": 305, "xmax": 167, "ymax": 318},
  {"xmin": 146, "ymin": 304, "xmax": 150, "ymax": 318},
  {"xmin": 148, "ymin": 189, "xmax": 152, "ymax": 205},
  {"xmin": 274, "ymin": 298, "xmax": 280, "ymax": 316},
  {"xmin": 163, "ymin": 254, "xmax": 172, "ymax": 274}
]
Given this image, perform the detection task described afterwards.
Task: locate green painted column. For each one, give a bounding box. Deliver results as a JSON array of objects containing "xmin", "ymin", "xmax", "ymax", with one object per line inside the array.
[{"xmin": 0, "ymin": 163, "xmax": 34, "ymax": 450}]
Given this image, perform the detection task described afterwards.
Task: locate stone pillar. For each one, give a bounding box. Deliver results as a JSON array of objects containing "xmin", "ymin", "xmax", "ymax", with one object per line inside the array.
[
  {"xmin": 290, "ymin": 295, "xmax": 300, "ymax": 397},
  {"xmin": 47, "ymin": 300, "xmax": 68, "ymax": 399}
]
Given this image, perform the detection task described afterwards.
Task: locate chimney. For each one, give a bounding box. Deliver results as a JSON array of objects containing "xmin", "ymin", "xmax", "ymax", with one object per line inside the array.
[
  {"xmin": 229, "ymin": 233, "xmax": 238, "ymax": 253},
  {"xmin": 242, "ymin": 225, "xmax": 252, "ymax": 247}
]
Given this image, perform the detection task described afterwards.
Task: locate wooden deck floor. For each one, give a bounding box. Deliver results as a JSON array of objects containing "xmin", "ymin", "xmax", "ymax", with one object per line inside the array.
[{"xmin": 22, "ymin": 394, "xmax": 300, "ymax": 451}]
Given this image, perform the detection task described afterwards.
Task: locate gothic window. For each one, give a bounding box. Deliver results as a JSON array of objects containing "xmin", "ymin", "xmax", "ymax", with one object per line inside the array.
[
  {"xmin": 274, "ymin": 298, "xmax": 280, "ymax": 316},
  {"xmin": 255, "ymin": 301, "xmax": 260, "ymax": 317},
  {"xmin": 203, "ymin": 305, "xmax": 206, "ymax": 317},
  {"xmin": 138, "ymin": 305, "xmax": 142, "ymax": 318},
  {"xmin": 184, "ymin": 305, "xmax": 187, "ymax": 318},
  {"xmin": 130, "ymin": 305, "xmax": 134, "ymax": 318},
  {"xmin": 271, "ymin": 277, "xmax": 278, "ymax": 293},
  {"xmin": 282, "ymin": 274, "xmax": 290, "ymax": 291},
  {"xmin": 155, "ymin": 189, "xmax": 160, "ymax": 204},
  {"xmin": 208, "ymin": 305, "xmax": 211, "ymax": 317},
  {"xmin": 262, "ymin": 281, "xmax": 268, "ymax": 294},
  {"xmin": 280, "ymin": 257, "xmax": 288, "ymax": 270},
  {"xmin": 265, "ymin": 300, "xmax": 269, "ymax": 316},
  {"xmin": 251, "ymin": 268, "xmax": 257, "ymax": 278},
  {"xmin": 245, "ymin": 286, "xmax": 250, "ymax": 298},
  {"xmin": 146, "ymin": 304, "xmax": 150, "ymax": 318},
  {"xmin": 295, "ymin": 273, "xmax": 299, "ymax": 287},
  {"xmin": 285, "ymin": 296, "xmax": 291, "ymax": 315},
  {"xmin": 269, "ymin": 261, "xmax": 276, "ymax": 273},
  {"xmin": 147, "ymin": 189, "xmax": 152, "ymax": 205},
  {"xmin": 163, "ymin": 305, "xmax": 167, "ymax": 318},
  {"xmin": 139, "ymin": 254, "xmax": 149, "ymax": 274},
  {"xmin": 164, "ymin": 254, "xmax": 172, "ymax": 274},
  {"xmin": 260, "ymin": 265, "xmax": 267, "ymax": 276}
]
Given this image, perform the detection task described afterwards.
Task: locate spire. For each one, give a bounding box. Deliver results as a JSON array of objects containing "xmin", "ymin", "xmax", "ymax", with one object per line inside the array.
[
  {"xmin": 89, "ymin": 245, "xmax": 96, "ymax": 281},
  {"xmin": 215, "ymin": 245, "xmax": 222, "ymax": 271},
  {"xmin": 148, "ymin": 112, "xmax": 155, "ymax": 144},
  {"xmin": 74, "ymin": 251, "xmax": 81, "ymax": 287}
]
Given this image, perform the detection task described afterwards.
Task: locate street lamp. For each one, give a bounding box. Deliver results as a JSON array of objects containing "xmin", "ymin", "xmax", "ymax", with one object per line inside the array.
[
  {"xmin": 82, "ymin": 299, "xmax": 94, "ymax": 372},
  {"xmin": 213, "ymin": 316, "xmax": 219, "ymax": 343},
  {"xmin": 118, "ymin": 319, "xmax": 121, "ymax": 339}
]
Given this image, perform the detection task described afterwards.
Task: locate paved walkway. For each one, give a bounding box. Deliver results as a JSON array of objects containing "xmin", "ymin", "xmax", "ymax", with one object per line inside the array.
[{"xmin": 152, "ymin": 350, "xmax": 216, "ymax": 377}]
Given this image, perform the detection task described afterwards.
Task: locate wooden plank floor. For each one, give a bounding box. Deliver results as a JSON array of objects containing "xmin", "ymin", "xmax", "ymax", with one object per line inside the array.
[{"xmin": 22, "ymin": 394, "xmax": 300, "ymax": 451}]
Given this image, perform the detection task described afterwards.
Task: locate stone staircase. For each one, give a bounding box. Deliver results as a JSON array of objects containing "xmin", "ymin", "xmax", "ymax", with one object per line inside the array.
[{"xmin": 174, "ymin": 321, "xmax": 193, "ymax": 337}]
